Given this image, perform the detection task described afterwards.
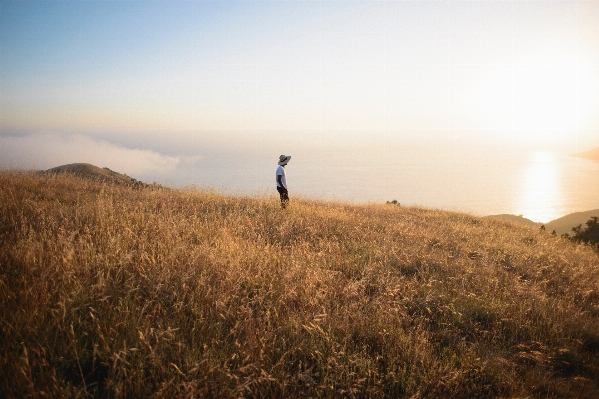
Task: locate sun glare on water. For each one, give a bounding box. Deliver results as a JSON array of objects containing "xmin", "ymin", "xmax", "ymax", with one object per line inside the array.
[{"xmin": 516, "ymin": 152, "xmax": 564, "ymax": 223}]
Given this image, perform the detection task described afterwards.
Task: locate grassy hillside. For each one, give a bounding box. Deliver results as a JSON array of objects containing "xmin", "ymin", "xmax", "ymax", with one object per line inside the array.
[{"xmin": 1, "ymin": 171, "xmax": 599, "ymax": 398}]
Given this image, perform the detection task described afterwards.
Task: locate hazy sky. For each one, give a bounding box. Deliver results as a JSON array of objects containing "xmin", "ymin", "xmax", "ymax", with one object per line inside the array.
[{"xmin": 1, "ymin": 0, "xmax": 599, "ymax": 176}]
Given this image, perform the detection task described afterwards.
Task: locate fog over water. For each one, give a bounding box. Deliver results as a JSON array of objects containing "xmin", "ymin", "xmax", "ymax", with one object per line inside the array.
[
  {"xmin": 143, "ymin": 140, "xmax": 599, "ymax": 224},
  {"xmin": 191, "ymin": 145, "xmax": 599, "ymax": 222}
]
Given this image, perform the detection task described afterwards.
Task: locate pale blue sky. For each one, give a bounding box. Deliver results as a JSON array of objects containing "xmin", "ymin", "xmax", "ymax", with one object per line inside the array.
[{"xmin": 1, "ymin": 0, "xmax": 599, "ymax": 176}]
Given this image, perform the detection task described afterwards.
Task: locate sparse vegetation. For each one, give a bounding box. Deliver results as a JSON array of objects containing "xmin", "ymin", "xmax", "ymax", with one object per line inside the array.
[{"xmin": 1, "ymin": 171, "xmax": 599, "ymax": 398}]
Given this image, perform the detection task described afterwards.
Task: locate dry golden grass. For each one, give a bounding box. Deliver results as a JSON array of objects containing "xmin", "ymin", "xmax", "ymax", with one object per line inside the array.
[{"xmin": 1, "ymin": 171, "xmax": 598, "ymax": 398}]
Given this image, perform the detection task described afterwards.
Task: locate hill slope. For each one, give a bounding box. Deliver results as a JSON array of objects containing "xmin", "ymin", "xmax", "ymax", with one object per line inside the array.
[
  {"xmin": 43, "ymin": 162, "xmax": 145, "ymax": 186},
  {"xmin": 546, "ymin": 209, "xmax": 599, "ymax": 235},
  {"xmin": 1, "ymin": 171, "xmax": 598, "ymax": 398},
  {"xmin": 488, "ymin": 210, "xmax": 599, "ymax": 236},
  {"xmin": 485, "ymin": 214, "xmax": 541, "ymax": 229}
]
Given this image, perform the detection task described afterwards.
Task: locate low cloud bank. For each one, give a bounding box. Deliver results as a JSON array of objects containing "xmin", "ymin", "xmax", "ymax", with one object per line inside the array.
[{"xmin": 0, "ymin": 132, "xmax": 182, "ymax": 178}]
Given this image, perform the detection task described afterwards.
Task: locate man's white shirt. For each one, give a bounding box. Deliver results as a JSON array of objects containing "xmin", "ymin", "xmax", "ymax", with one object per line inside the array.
[{"xmin": 276, "ymin": 165, "xmax": 287, "ymax": 188}]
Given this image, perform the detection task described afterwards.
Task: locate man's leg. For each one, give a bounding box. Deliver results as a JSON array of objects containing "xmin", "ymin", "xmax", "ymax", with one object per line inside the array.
[
  {"xmin": 277, "ymin": 187, "xmax": 289, "ymax": 209},
  {"xmin": 281, "ymin": 189, "xmax": 289, "ymax": 209}
]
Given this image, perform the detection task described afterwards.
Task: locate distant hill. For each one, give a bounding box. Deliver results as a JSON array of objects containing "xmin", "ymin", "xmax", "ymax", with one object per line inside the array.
[
  {"xmin": 573, "ymin": 146, "xmax": 599, "ymax": 162},
  {"xmin": 546, "ymin": 209, "xmax": 599, "ymax": 235},
  {"xmin": 43, "ymin": 163, "xmax": 145, "ymax": 186},
  {"xmin": 486, "ymin": 214, "xmax": 541, "ymax": 228},
  {"xmin": 488, "ymin": 209, "xmax": 599, "ymax": 235}
]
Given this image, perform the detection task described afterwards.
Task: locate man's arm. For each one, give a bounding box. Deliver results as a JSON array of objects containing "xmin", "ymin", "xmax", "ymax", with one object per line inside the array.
[{"xmin": 277, "ymin": 175, "xmax": 285, "ymax": 189}]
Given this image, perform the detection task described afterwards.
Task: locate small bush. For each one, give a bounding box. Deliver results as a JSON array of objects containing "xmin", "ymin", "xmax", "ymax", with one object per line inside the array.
[{"xmin": 571, "ymin": 216, "xmax": 599, "ymax": 248}]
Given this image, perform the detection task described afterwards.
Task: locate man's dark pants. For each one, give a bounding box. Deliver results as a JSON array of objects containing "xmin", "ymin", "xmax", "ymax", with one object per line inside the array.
[{"xmin": 277, "ymin": 186, "xmax": 289, "ymax": 209}]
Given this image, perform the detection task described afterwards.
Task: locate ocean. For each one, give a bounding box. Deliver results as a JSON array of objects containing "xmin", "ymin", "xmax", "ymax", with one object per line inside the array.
[{"xmin": 156, "ymin": 142, "xmax": 599, "ymax": 224}]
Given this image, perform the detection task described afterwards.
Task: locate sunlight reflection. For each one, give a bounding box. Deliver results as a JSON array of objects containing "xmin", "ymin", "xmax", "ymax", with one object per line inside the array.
[{"xmin": 516, "ymin": 152, "xmax": 564, "ymax": 223}]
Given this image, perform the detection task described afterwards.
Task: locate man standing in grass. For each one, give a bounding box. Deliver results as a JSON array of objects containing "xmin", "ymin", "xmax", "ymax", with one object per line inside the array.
[{"xmin": 276, "ymin": 155, "xmax": 291, "ymax": 209}]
